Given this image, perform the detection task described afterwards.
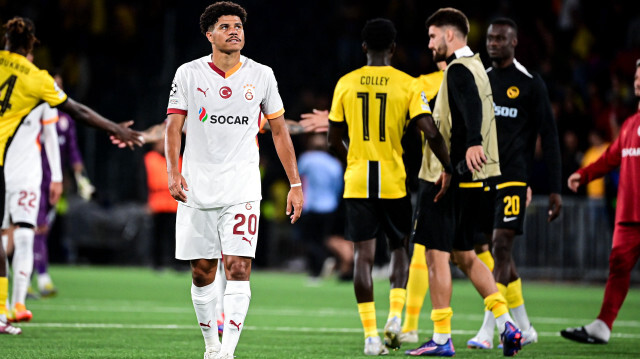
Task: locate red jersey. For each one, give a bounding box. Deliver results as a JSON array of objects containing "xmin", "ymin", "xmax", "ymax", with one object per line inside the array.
[{"xmin": 578, "ymin": 110, "xmax": 640, "ymax": 224}]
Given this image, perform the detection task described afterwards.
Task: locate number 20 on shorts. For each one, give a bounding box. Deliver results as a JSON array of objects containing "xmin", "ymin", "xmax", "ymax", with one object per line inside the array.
[{"xmin": 504, "ymin": 195, "xmax": 520, "ymax": 216}]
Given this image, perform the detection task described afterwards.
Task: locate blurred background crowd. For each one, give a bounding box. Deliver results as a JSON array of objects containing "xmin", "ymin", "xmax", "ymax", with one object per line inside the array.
[{"xmin": 1, "ymin": 0, "xmax": 639, "ymax": 280}]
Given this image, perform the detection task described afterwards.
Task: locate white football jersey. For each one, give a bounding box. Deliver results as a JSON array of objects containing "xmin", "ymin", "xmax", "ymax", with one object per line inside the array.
[
  {"xmin": 4, "ymin": 103, "xmax": 58, "ymax": 188},
  {"xmin": 167, "ymin": 55, "xmax": 284, "ymax": 208}
]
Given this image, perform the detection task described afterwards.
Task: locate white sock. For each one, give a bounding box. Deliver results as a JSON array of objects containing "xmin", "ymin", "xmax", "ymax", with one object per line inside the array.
[
  {"xmin": 432, "ymin": 332, "xmax": 451, "ymax": 345},
  {"xmin": 11, "ymin": 227, "xmax": 34, "ymax": 307},
  {"xmin": 585, "ymin": 319, "xmax": 611, "ymax": 342},
  {"xmin": 215, "ymin": 260, "xmax": 227, "ymax": 324},
  {"xmin": 191, "ymin": 281, "xmax": 220, "ymax": 350},
  {"xmin": 1, "ymin": 234, "xmax": 7, "ymax": 250},
  {"xmin": 220, "ymin": 280, "xmax": 251, "ymax": 355},
  {"xmin": 495, "ymin": 312, "xmax": 515, "ymax": 334},
  {"xmin": 510, "ymin": 304, "xmax": 531, "ymax": 331},
  {"xmin": 38, "ymin": 272, "xmax": 53, "ymax": 290},
  {"xmin": 476, "ymin": 309, "xmax": 496, "ymax": 341}
]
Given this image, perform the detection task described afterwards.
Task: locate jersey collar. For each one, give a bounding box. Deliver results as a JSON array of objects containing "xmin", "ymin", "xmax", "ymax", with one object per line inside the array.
[{"xmin": 207, "ymin": 55, "xmax": 245, "ymax": 79}]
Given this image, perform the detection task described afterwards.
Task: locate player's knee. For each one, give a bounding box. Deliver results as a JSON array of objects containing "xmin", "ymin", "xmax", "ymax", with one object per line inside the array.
[
  {"xmin": 452, "ymin": 251, "xmax": 474, "ymax": 272},
  {"xmin": 609, "ymin": 250, "xmax": 634, "ymax": 273},
  {"xmin": 190, "ymin": 264, "xmax": 216, "ymax": 286},
  {"xmin": 491, "ymin": 233, "xmax": 512, "ymax": 261},
  {"xmin": 226, "ymin": 260, "xmax": 250, "ymax": 281},
  {"xmin": 191, "ymin": 269, "xmax": 211, "ymax": 286}
]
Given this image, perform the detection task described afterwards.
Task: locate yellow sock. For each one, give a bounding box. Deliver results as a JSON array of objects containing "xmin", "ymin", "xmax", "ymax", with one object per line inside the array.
[
  {"xmin": 358, "ymin": 302, "xmax": 378, "ymax": 338},
  {"xmin": 431, "ymin": 307, "xmax": 453, "ymax": 334},
  {"xmin": 402, "ymin": 244, "xmax": 429, "ymax": 333},
  {"xmin": 477, "ymin": 250, "xmax": 494, "ymax": 272},
  {"xmin": 506, "ymin": 278, "xmax": 524, "ymax": 308},
  {"xmin": 389, "ymin": 288, "xmax": 406, "ymax": 320},
  {"xmin": 0, "ymin": 277, "xmax": 7, "ymax": 316},
  {"xmin": 484, "ymin": 290, "xmax": 508, "ymax": 318}
]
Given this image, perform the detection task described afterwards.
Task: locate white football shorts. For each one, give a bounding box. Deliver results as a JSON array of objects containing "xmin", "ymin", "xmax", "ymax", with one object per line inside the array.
[
  {"xmin": 2, "ymin": 187, "xmax": 41, "ymax": 229},
  {"xmin": 175, "ymin": 200, "xmax": 260, "ymax": 260}
]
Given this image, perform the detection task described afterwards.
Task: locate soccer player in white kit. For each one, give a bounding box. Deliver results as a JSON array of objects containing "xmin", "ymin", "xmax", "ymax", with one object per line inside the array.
[
  {"xmin": 2, "ymin": 102, "xmax": 62, "ymax": 322},
  {"xmin": 164, "ymin": 2, "xmax": 303, "ymax": 359}
]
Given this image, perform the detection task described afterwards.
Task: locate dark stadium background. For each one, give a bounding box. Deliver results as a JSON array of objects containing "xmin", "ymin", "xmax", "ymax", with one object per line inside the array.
[{"xmin": 1, "ymin": 0, "xmax": 639, "ymax": 276}]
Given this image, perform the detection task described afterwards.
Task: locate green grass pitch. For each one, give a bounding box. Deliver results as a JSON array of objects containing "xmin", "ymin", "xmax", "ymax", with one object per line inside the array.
[{"xmin": 4, "ymin": 266, "xmax": 640, "ymax": 358}]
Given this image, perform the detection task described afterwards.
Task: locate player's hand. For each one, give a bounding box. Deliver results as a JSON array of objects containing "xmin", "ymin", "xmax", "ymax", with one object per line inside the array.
[
  {"xmin": 110, "ymin": 121, "xmax": 144, "ymax": 149},
  {"xmin": 434, "ymin": 172, "xmax": 451, "ymax": 202},
  {"xmin": 286, "ymin": 186, "xmax": 304, "ymax": 224},
  {"xmin": 526, "ymin": 186, "xmax": 532, "ymax": 208},
  {"xmin": 465, "ymin": 145, "xmax": 487, "ymax": 173},
  {"xmin": 300, "ymin": 109, "xmax": 329, "ymax": 133},
  {"xmin": 547, "ymin": 192, "xmax": 562, "ymax": 222},
  {"xmin": 49, "ymin": 181, "xmax": 63, "ymax": 205},
  {"xmin": 567, "ymin": 172, "xmax": 581, "ymax": 192},
  {"xmin": 168, "ymin": 170, "xmax": 188, "ymax": 203}
]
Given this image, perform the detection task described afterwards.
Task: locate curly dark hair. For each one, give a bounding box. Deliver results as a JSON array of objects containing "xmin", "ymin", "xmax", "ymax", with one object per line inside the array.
[
  {"xmin": 425, "ymin": 8, "xmax": 469, "ymax": 37},
  {"xmin": 3, "ymin": 16, "xmax": 38, "ymax": 53},
  {"xmin": 361, "ymin": 18, "xmax": 396, "ymax": 52},
  {"xmin": 200, "ymin": 1, "xmax": 247, "ymax": 35}
]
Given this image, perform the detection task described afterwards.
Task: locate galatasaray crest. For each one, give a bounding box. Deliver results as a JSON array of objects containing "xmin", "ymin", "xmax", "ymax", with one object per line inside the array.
[{"xmin": 243, "ymin": 84, "xmax": 255, "ymax": 102}]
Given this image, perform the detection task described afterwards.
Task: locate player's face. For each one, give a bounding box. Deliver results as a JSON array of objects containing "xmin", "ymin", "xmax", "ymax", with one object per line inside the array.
[
  {"xmin": 428, "ymin": 26, "xmax": 448, "ymax": 62},
  {"xmin": 486, "ymin": 24, "xmax": 515, "ymax": 62},
  {"xmin": 207, "ymin": 15, "xmax": 244, "ymax": 53},
  {"xmin": 635, "ymin": 66, "xmax": 640, "ymax": 97}
]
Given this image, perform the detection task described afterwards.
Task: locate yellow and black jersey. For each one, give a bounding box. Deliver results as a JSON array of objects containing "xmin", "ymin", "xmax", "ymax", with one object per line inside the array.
[
  {"xmin": 329, "ymin": 66, "xmax": 431, "ymax": 199},
  {"xmin": 0, "ymin": 50, "xmax": 67, "ymax": 165},
  {"xmin": 415, "ymin": 70, "xmax": 443, "ymax": 106}
]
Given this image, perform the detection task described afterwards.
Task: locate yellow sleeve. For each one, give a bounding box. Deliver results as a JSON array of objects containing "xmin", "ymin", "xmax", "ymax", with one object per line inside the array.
[
  {"xmin": 408, "ymin": 78, "xmax": 432, "ymax": 120},
  {"xmin": 38, "ymin": 70, "xmax": 68, "ymax": 107},
  {"xmin": 328, "ymin": 78, "xmax": 345, "ymax": 123}
]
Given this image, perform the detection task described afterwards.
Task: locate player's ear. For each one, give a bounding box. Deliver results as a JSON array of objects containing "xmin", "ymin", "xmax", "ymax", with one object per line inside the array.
[
  {"xmin": 205, "ymin": 31, "xmax": 214, "ymax": 44},
  {"xmin": 445, "ymin": 27, "xmax": 454, "ymax": 42},
  {"xmin": 362, "ymin": 42, "xmax": 368, "ymax": 54},
  {"xmin": 389, "ymin": 42, "xmax": 396, "ymax": 55},
  {"xmin": 512, "ymin": 36, "xmax": 518, "ymax": 47}
]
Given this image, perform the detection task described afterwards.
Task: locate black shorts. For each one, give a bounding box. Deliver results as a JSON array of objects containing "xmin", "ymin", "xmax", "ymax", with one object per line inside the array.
[
  {"xmin": 411, "ymin": 180, "xmax": 454, "ymax": 252},
  {"xmin": 492, "ymin": 182, "xmax": 528, "ymax": 235},
  {"xmin": 470, "ymin": 180, "xmax": 528, "ymax": 245},
  {"xmin": 344, "ymin": 196, "xmax": 411, "ymax": 250},
  {"xmin": 455, "ymin": 181, "xmax": 495, "ymax": 251}
]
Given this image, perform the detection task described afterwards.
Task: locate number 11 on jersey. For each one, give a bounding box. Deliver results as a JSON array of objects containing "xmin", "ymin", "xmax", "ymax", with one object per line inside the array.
[{"xmin": 357, "ymin": 92, "xmax": 387, "ymax": 142}]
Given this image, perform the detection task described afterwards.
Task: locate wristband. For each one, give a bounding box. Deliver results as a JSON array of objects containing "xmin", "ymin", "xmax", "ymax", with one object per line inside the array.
[
  {"xmin": 443, "ymin": 163, "xmax": 453, "ymax": 174},
  {"xmin": 290, "ymin": 183, "xmax": 302, "ymax": 188}
]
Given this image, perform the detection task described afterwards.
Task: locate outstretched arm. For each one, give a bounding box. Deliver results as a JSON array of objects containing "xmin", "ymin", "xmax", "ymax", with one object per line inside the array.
[
  {"xmin": 268, "ymin": 115, "xmax": 304, "ymax": 224},
  {"xmin": 59, "ymin": 98, "xmax": 143, "ymax": 149},
  {"xmin": 261, "ymin": 119, "xmax": 306, "ymax": 135},
  {"xmin": 300, "ymin": 109, "xmax": 329, "ymax": 133}
]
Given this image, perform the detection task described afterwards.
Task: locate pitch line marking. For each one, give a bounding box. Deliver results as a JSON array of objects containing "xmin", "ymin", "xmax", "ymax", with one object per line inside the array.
[{"xmin": 15, "ymin": 323, "xmax": 640, "ymax": 339}]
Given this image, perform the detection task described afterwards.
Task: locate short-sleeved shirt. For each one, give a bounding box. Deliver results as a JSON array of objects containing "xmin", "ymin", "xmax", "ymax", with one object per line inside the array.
[
  {"xmin": 167, "ymin": 54, "xmax": 284, "ymax": 208},
  {"xmin": 0, "ymin": 51, "xmax": 67, "ymax": 166},
  {"xmin": 5, "ymin": 103, "xmax": 58, "ymax": 188},
  {"xmin": 328, "ymin": 66, "xmax": 431, "ymax": 199},
  {"xmin": 298, "ymin": 150, "xmax": 343, "ymax": 213}
]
